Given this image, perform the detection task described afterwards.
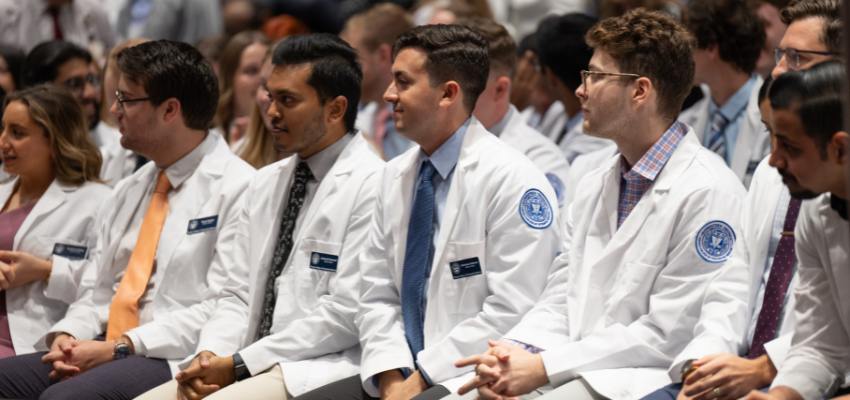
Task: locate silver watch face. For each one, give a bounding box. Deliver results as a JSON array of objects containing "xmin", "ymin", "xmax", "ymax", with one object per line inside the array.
[
  {"xmin": 681, "ymin": 359, "xmax": 694, "ymax": 375},
  {"xmin": 114, "ymin": 343, "xmax": 131, "ymax": 360}
]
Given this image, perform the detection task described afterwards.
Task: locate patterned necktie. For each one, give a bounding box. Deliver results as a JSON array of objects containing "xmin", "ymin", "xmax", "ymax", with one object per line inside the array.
[
  {"xmin": 748, "ymin": 197, "xmax": 802, "ymax": 359},
  {"xmin": 107, "ymin": 171, "xmax": 171, "ymax": 340},
  {"xmin": 708, "ymin": 112, "xmax": 729, "ymax": 163},
  {"xmin": 257, "ymin": 161, "xmax": 313, "ymax": 338},
  {"xmin": 48, "ymin": 7, "xmax": 63, "ymax": 40},
  {"xmin": 401, "ymin": 161, "xmax": 436, "ymax": 361}
]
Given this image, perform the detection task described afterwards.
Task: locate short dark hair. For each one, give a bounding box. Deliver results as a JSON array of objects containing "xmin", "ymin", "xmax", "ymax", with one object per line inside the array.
[
  {"xmin": 271, "ymin": 34, "xmax": 362, "ymax": 133},
  {"xmin": 758, "ymin": 75, "xmax": 774, "ymax": 104},
  {"xmin": 536, "ymin": 14, "xmax": 597, "ymax": 92},
  {"xmin": 392, "ymin": 24, "xmax": 489, "ymax": 113},
  {"xmin": 343, "ymin": 3, "xmax": 414, "ymax": 52},
  {"xmin": 21, "ymin": 41, "xmax": 92, "ymax": 88},
  {"xmin": 780, "ymin": 0, "xmax": 842, "ymax": 53},
  {"xmin": 770, "ymin": 60, "xmax": 844, "ymax": 159},
  {"xmin": 456, "ymin": 17, "xmax": 517, "ymax": 79},
  {"xmin": 686, "ymin": 0, "xmax": 765, "ymax": 74},
  {"xmin": 0, "ymin": 44, "xmax": 25, "ymax": 91},
  {"xmin": 586, "ymin": 9, "xmax": 696, "ymax": 120},
  {"xmin": 117, "ymin": 40, "xmax": 219, "ymax": 131}
]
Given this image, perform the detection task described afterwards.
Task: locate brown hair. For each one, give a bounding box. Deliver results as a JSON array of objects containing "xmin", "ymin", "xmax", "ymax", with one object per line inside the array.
[
  {"xmin": 585, "ymin": 8, "xmax": 696, "ymax": 120},
  {"xmin": 598, "ymin": 0, "xmax": 682, "ymax": 20},
  {"xmin": 3, "ymin": 85, "xmax": 103, "ymax": 185},
  {"xmin": 215, "ymin": 31, "xmax": 271, "ymax": 142},
  {"xmin": 237, "ymin": 42, "xmax": 281, "ymax": 169},
  {"xmin": 780, "ymin": 0, "xmax": 842, "ymax": 53},
  {"xmin": 99, "ymin": 38, "xmax": 149, "ymax": 126},
  {"xmin": 456, "ymin": 16, "xmax": 517, "ymax": 78},
  {"xmin": 685, "ymin": 0, "xmax": 765, "ymax": 74},
  {"xmin": 343, "ymin": 3, "xmax": 414, "ymax": 52}
]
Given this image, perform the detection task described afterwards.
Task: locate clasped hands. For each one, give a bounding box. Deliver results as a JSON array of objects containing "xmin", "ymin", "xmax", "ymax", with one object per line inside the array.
[
  {"xmin": 455, "ymin": 340, "xmax": 549, "ymax": 400},
  {"xmin": 41, "ymin": 333, "xmax": 118, "ymax": 381},
  {"xmin": 172, "ymin": 350, "xmax": 235, "ymax": 400}
]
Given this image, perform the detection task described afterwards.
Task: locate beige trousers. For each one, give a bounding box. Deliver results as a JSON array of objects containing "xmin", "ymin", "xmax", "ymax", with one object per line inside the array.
[
  {"xmin": 438, "ymin": 378, "xmax": 606, "ymax": 400},
  {"xmin": 134, "ymin": 365, "xmax": 291, "ymax": 400}
]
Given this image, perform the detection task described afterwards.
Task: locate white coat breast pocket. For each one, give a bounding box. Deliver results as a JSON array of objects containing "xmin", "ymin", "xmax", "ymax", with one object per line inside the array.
[
  {"xmin": 444, "ymin": 241, "xmax": 487, "ymax": 315},
  {"xmin": 33, "ymin": 236, "xmax": 87, "ymax": 261},
  {"xmin": 299, "ymin": 239, "xmax": 342, "ymax": 298}
]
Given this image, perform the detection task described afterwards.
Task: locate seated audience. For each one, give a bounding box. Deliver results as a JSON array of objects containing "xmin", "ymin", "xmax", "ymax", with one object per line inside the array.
[
  {"xmin": 0, "ymin": 84, "xmax": 110, "ymax": 360},
  {"xmin": 0, "ymin": 0, "xmax": 115, "ymax": 56},
  {"xmin": 214, "ymin": 31, "xmax": 271, "ymax": 147}
]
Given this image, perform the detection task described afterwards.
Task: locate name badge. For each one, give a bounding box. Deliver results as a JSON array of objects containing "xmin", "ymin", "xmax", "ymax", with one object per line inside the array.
[
  {"xmin": 449, "ymin": 257, "xmax": 482, "ymax": 279},
  {"xmin": 310, "ymin": 252, "xmax": 338, "ymax": 272},
  {"xmin": 52, "ymin": 243, "xmax": 88, "ymax": 260},
  {"xmin": 187, "ymin": 216, "xmax": 219, "ymax": 235}
]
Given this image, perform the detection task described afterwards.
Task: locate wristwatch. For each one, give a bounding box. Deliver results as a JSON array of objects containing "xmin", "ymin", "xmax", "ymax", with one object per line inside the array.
[
  {"xmin": 680, "ymin": 359, "xmax": 698, "ymax": 381},
  {"xmin": 232, "ymin": 353, "xmax": 251, "ymax": 382},
  {"xmin": 113, "ymin": 338, "xmax": 132, "ymax": 360}
]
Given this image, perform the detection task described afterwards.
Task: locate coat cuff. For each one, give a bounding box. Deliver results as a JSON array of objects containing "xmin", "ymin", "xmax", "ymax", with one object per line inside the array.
[{"xmin": 43, "ymin": 257, "xmax": 75, "ymax": 304}]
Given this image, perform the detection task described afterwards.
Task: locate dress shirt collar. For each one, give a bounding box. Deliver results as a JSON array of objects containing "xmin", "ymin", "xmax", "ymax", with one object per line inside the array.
[
  {"xmin": 831, "ymin": 193, "xmax": 848, "ymax": 220},
  {"xmin": 417, "ymin": 118, "xmax": 471, "ymax": 180},
  {"xmin": 566, "ymin": 110, "xmax": 583, "ymax": 133},
  {"xmin": 488, "ymin": 105, "xmax": 516, "ymax": 138},
  {"xmin": 160, "ymin": 132, "xmax": 216, "ymax": 190},
  {"xmin": 296, "ymin": 133, "xmax": 352, "ymax": 183},
  {"xmin": 620, "ymin": 121, "xmax": 687, "ymax": 182},
  {"xmin": 713, "ymin": 74, "xmax": 757, "ymax": 123}
]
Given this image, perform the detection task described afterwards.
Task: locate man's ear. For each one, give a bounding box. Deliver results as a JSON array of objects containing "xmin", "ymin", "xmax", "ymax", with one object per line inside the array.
[
  {"xmin": 632, "ymin": 77, "xmax": 653, "ymax": 110},
  {"xmin": 439, "ymin": 80, "xmax": 462, "ymax": 109},
  {"xmin": 494, "ymin": 76, "xmax": 512, "ymax": 104},
  {"xmin": 327, "ymin": 95, "xmax": 348, "ymax": 126},
  {"xmin": 161, "ymin": 98, "xmax": 182, "ymax": 124},
  {"xmin": 378, "ymin": 44, "xmax": 393, "ymax": 68},
  {"xmin": 706, "ymin": 44, "xmax": 720, "ymax": 62},
  {"xmin": 832, "ymin": 131, "xmax": 850, "ymax": 166}
]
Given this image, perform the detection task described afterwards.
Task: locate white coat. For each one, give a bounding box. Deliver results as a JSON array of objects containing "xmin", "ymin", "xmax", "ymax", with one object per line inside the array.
[
  {"xmin": 0, "ymin": 178, "xmax": 110, "ymax": 354},
  {"xmin": 556, "ymin": 114, "xmax": 613, "ymax": 164},
  {"xmin": 494, "ymin": 106, "xmax": 571, "ymax": 212},
  {"xmin": 677, "ymin": 79, "xmax": 771, "ymax": 187},
  {"xmin": 668, "ymin": 157, "xmax": 798, "ymax": 381},
  {"xmin": 49, "ymin": 134, "xmax": 255, "ymax": 374},
  {"xmin": 504, "ymin": 128, "xmax": 748, "ymax": 400},
  {"xmin": 485, "ymin": 0, "xmax": 592, "ymax": 41},
  {"xmin": 357, "ymin": 118, "xmax": 563, "ymax": 396},
  {"xmin": 91, "ymin": 123, "xmax": 136, "ymax": 188},
  {"xmin": 563, "ymin": 144, "xmax": 618, "ymax": 209},
  {"xmin": 771, "ymin": 193, "xmax": 850, "ymax": 399},
  {"xmin": 189, "ymin": 133, "xmax": 385, "ymax": 396}
]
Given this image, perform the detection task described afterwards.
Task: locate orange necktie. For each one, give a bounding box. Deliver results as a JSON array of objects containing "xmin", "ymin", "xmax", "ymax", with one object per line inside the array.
[{"xmin": 106, "ymin": 171, "xmax": 171, "ymax": 340}]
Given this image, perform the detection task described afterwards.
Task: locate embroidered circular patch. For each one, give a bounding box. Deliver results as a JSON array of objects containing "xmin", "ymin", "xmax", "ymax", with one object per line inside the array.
[
  {"xmin": 695, "ymin": 220, "xmax": 736, "ymax": 263},
  {"xmin": 519, "ymin": 189, "xmax": 553, "ymax": 229},
  {"xmin": 546, "ymin": 173, "xmax": 565, "ymax": 208}
]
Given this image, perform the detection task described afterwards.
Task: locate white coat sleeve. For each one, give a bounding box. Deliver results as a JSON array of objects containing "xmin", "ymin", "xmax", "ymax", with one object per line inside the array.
[
  {"xmin": 771, "ymin": 210, "xmax": 850, "ymax": 399},
  {"xmin": 127, "ymin": 177, "xmax": 250, "ymax": 359},
  {"xmin": 239, "ymin": 171, "xmax": 381, "ymax": 375},
  {"xmin": 539, "ymin": 187, "xmax": 746, "ymax": 387},
  {"xmin": 356, "ymin": 171, "xmax": 414, "ymax": 397},
  {"xmin": 415, "ymin": 164, "xmax": 562, "ymax": 386}
]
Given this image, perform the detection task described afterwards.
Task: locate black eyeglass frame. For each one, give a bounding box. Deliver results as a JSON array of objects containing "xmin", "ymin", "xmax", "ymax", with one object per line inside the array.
[
  {"xmin": 774, "ymin": 47, "xmax": 839, "ymax": 69},
  {"xmin": 115, "ymin": 90, "xmax": 163, "ymax": 114}
]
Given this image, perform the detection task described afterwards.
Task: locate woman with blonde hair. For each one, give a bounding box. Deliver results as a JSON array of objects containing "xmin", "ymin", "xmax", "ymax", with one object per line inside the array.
[
  {"xmin": 214, "ymin": 31, "xmax": 271, "ymax": 147},
  {"xmin": 0, "ymin": 84, "xmax": 110, "ymax": 358},
  {"xmin": 237, "ymin": 40, "xmax": 293, "ymax": 169}
]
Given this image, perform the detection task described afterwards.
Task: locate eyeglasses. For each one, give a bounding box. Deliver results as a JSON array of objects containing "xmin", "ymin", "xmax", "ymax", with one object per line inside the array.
[
  {"xmin": 774, "ymin": 48, "xmax": 839, "ymax": 70},
  {"xmin": 64, "ymin": 73, "xmax": 99, "ymax": 97},
  {"xmin": 581, "ymin": 70, "xmax": 641, "ymax": 89},
  {"xmin": 115, "ymin": 90, "xmax": 160, "ymax": 114}
]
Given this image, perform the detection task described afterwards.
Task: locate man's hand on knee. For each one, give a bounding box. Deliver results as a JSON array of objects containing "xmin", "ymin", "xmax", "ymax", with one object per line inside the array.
[
  {"xmin": 176, "ymin": 351, "xmax": 235, "ymax": 390},
  {"xmin": 176, "ymin": 377, "xmax": 221, "ymax": 400},
  {"xmin": 43, "ymin": 333, "xmax": 80, "ymax": 381}
]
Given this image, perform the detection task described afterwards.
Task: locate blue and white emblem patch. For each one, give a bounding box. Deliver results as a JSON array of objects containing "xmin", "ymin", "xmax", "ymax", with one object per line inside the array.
[
  {"xmin": 695, "ymin": 221, "xmax": 736, "ymax": 263},
  {"xmin": 545, "ymin": 173, "xmax": 564, "ymax": 208},
  {"xmin": 519, "ymin": 189, "xmax": 553, "ymax": 229}
]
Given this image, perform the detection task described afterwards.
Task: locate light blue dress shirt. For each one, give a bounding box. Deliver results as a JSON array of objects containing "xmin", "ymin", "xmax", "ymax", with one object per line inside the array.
[
  {"xmin": 703, "ymin": 74, "xmax": 757, "ymax": 165},
  {"xmin": 747, "ymin": 187, "xmax": 798, "ymax": 348}
]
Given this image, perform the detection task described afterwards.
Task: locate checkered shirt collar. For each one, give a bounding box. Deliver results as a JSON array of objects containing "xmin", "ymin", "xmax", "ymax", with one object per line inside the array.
[{"xmin": 620, "ymin": 121, "xmax": 686, "ymax": 182}]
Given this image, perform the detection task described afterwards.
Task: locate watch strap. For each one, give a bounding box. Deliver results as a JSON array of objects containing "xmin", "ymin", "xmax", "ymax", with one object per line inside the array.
[{"xmin": 232, "ymin": 353, "xmax": 251, "ymax": 382}]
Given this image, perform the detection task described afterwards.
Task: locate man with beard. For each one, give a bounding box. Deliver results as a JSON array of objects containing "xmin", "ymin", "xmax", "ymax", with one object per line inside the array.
[
  {"xmin": 22, "ymin": 41, "xmax": 136, "ymax": 187},
  {"xmin": 743, "ymin": 60, "xmax": 849, "ymax": 400},
  {"xmin": 135, "ymin": 33, "xmax": 386, "ymax": 400}
]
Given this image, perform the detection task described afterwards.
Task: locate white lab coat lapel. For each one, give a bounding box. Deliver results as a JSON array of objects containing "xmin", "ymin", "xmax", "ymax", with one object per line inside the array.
[
  {"xmin": 678, "ymin": 84, "xmax": 710, "ymax": 143},
  {"xmin": 389, "ymin": 150, "xmax": 419, "ymax": 281},
  {"xmin": 729, "ymin": 75, "xmax": 766, "ymax": 180},
  {"xmin": 746, "ymin": 167, "xmax": 784, "ymax": 312},
  {"xmin": 13, "ymin": 179, "xmax": 70, "ymax": 249},
  {"xmin": 102, "ymin": 172, "xmax": 150, "ymax": 270},
  {"xmin": 155, "ymin": 138, "xmax": 228, "ymax": 282},
  {"xmin": 822, "ymin": 201, "xmax": 850, "ymax": 335},
  {"xmin": 430, "ymin": 121, "xmax": 487, "ymax": 282}
]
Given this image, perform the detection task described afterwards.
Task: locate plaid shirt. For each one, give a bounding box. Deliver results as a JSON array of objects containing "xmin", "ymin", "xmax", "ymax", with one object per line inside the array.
[{"xmin": 617, "ymin": 121, "xmax": 686, "ymax": 228}]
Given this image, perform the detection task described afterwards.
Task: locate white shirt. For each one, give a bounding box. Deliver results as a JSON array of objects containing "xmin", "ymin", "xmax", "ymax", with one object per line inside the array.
[{"xmin": 0, "ymin": 0, "xmax": 115, "ymax": 55}]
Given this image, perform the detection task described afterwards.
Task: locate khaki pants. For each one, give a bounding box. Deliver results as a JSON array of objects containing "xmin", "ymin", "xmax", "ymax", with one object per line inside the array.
[
  {"xmin": 438, "ymin": 378, "xmax": 606, "ymax": 400},
  {"xmin": 135, "ymin": 365, "xmax": 291, "ymax": 400}
]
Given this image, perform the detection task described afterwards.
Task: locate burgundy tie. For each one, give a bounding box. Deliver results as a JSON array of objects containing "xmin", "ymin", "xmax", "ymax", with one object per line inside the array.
[
  {"xmin": 748, "ymin": 197, "xmax": 802, "ymax": 359},
  {"xmin": 49, "ymin": 7, "xmax": 64, "ymax": 40}
]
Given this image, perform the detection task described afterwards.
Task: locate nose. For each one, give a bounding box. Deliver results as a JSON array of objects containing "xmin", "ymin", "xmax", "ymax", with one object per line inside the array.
[
  {"xmin": 0, "ymin": 128, "xmax": 11, "ymax": 149},
  {"xmin": 109, "ymin": 99, "xmax": 121, "ymax": 119},
  {"xmin": 267, "ymin": 100, "xmax": 281, "ymax": 121},
  {"xmin": 771, "ymin": 56, "xmax": 789, "ymax": 79},
  {"xmin": 83, "ymin": 81, "xmax": 97, "ymax": 102},
  {"xmin": 576, "ymin": 81, "xmax": 588, "ymax": 102},
  {"xmin": 383, "ymin": 81, "xmax": 398, "ymax": 104},
  {"xmin": 768, "ymin": 147, "xmax": 786, "ymax": 170}
]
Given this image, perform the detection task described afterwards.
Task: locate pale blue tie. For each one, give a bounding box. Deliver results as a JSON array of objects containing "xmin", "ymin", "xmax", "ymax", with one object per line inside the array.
[
  {"xmin": 401, "ymin": 161, "xmax": 436, "ymax": 361},
  {"xmin": 709, "ymin": 112, "xmax": 729, "ymax": 162}
]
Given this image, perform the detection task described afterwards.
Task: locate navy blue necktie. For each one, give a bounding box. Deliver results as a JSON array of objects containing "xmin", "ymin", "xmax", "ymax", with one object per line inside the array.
[{"xmin": 401, "ymin": 161, "xmax": 436, "ymax": 361}]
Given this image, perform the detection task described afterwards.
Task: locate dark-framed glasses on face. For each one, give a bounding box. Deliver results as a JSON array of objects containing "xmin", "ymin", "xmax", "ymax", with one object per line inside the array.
[
  {"xmin": 64, "ymin": 73, "xmax": 99, "ymax": 96},
  {"xmin": 115, "ymin": 90, "xmax": 159, "ymax": 115},
  {"xmin": 774, "ymin": 48, "xmax": 839, "ymax": 70},
  {"xmin": 581, "ymin": 70, "xmax": 641, "ymax": 89}
]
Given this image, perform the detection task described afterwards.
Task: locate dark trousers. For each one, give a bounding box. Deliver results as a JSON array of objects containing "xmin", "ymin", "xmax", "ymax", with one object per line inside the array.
[
  {"xmin": 640, "ymin": 383, "xmax": 771, "ymax": 400},
  {"xmin": 0, "ymin": 351, "xmax": 172, "ymax": 400},
  {"xmin": 293, "ymin": 375, "xmax": 451, "ymax": 400}
]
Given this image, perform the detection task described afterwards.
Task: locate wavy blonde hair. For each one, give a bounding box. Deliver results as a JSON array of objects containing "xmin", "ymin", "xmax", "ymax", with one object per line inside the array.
[{"xmin": 3, "ymin": 85, "xmax": 103, "ymax": 185}]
